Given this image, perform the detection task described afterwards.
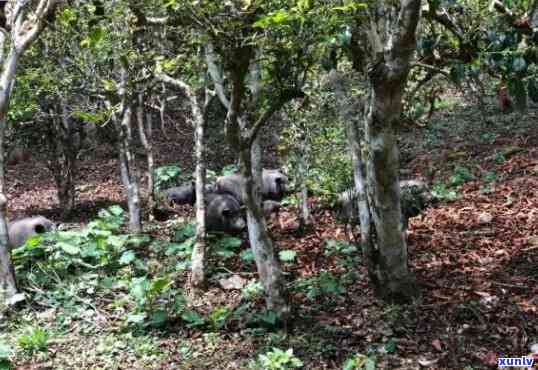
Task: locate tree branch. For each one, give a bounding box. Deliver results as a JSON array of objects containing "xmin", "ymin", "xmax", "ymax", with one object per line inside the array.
[{"xmin": 205, "ymin": 43, "xmax": 230, "ymax": 109}]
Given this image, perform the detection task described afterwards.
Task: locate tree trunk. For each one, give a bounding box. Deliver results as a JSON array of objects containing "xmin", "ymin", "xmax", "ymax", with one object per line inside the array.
[
  {"xmin": 363, "ymin": 0, "xmax": 422, "ymax": 302},
  {"xmin": 346, "ymin": 116, "xmax": 375, "ymax": 280},
  {"xmin": 48, "ymin": 102, "xmax": 78, "ymax": 216},
  {"xmin": 0, "ymin": 0, "xmax": 59, "ymax": 305},
  {"xmin": 328, "ymin": 70, "xmax": 374, "ymax": 265},
  {"xmin": 241, "ymin": 138, "xmax": 290, "ymax": 320},
  {"xmin": 296, "ymin": 123, "xmax": 311, "ymax": 231},
  {"xmin": 117, "ymin": 104, "xmax": 142, "ymax": 233},
  {"xmin": 136, "ymin": 93, "xmax": 155, "ymax": 221},
  {"xmin": 0, "ymin": 48, "xmax": 19, "ymax": 303},
  {"xmin": 0, "ymin": 118, "xmax": 16, "ymax": 301},
  {"xmin": 157, "ymin": 84, "xmax": 169, "ymax": 140},
  {"xmin": 190, "ymin": 98, "xmax": 207, "ymax": 289},
  {"xmin": 156, "ymin": 72, "xmax": 210, "ymax": 289}
]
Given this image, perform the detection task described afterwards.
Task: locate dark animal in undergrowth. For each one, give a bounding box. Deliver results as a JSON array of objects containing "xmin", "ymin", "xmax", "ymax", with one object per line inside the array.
[
  {"xmin": 8, "ymin": 216, "xmax": 56, "ymax": 249},
  {"xmin": 262, "ymin": 169, "xmax": 289, "ymax": 201},
  {"xmin": 205, "ymin": 192, "xmax": 246, "ymax": 233},
  {"xmin": 163, "ymin": 182, "xmax": 196, "ymax": 205},
  {"xmin": 216, "ymin": 168, "xmax": 290, "ymax": 204},
  {"xmin": 162, "ymin": 183, "xmax": 217, "ymax": 206},
  {"xmin": 334, "ymin": 178, "xmax": 437, "ymax": 231}
]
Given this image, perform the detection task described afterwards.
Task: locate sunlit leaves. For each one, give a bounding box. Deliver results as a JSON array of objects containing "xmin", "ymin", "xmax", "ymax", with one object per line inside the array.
[
  {"xmin": 80, "ymin": 27, "xmax": 104, "ymax": 49},
  {"xmin": 332, "ymin": 1, "xmax": 367, "ymax": 13},
  {"xmin": 58, "ymin": 7, "xmax": 78, "ymax": 28}
]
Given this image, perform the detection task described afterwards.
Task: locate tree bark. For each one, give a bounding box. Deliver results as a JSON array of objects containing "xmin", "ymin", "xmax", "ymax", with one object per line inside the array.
[
  {"xmin": 0, "ymin": 117, "xmax": 16, "ymax": 301},
  {"xmin": 47, "ymin": 102, "xmax": 78, "ymax": 216},
  {"xmin": 0, "ymin": 0, "xmax": 59, "ymax": 304},
  {"xmin": 156, "ymin": 71, "xmax": 210, "ymax": 289},
  {"xmin": 188, "ymin": 88, "xmax": 209, "ymax": 290},
  {"xmin": 208, "ymin": 43, "xmax": 291, "ymax": 321},
  {"xmin": 363, "ymin": 0, "xmax": 421, "ymax": 302},
  {"xmin": 346, "ymin": 116, "xmax": 376, "ymax": 280},
  {"xmin": 136, "ymin": 93, "xmax": 155, "ymax": 221},
  {"xmin": 117, "ymin": 104, "xmax": 142, "ymax": 233},
  {"xmin": 296, "ymin": 122, "xmax": 311, "ymax": 231},
  {"xmin": 241, "ymin": 138, "xmax": 289, "ymax": 319}
]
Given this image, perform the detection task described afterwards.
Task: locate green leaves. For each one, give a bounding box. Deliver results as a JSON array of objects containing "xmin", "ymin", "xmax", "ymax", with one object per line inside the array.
[
  {"xmin": 0, "ymin": 342, "xmax": 13, "ymax": 370},
  {"xmin": 154, "ymin": 164, "xmax": 183, "ymax": 192},
  {"xmin": 278, "ymin": 249, "xmax": 297, "ymax": 263},
  {"xmin": 332, "ymin": 1, "xmax": 367, "ymax": 13},
  {"xmin": 81, "ymin": 27, "xmax": 105, "ymax": 49},
  {"xmin": 256, "ymin": 348, "xmax": 303, "ymax": 370},
  {"xmin": 254, "ymin": 9, "xmax": 294, "ymax": 29}
]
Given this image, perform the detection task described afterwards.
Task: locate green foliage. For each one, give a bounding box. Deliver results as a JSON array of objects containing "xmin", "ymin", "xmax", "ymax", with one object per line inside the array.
[
  {"xmin": 324, "ymin": 239, "xmax": 357, "ymax": 256},
  {"xmin": 127, "ymin": 275, "xmax": 184, "ymax": 328},
  {"xmin": 494, "ymin": 151, "xmax": 506, "ymax": 164},
  {"xmin": 324, "ymin": 240, "xmax": 360, "ymax": 273},
  {"xmin": 154, "ymin": 165, "xmax": 184, "ymax": 192},
  {"xmin": 240, "ymin": 249, "xmax": 256, "ymax": 263},
  {"xmin": 12, "ymin": 206, "xmax": 147, "ymax": 287},
  {"xmin": 483, "ymin": 171, "xmax": 498, "ymax": 184},
  {"xmin": 213, "ymin": 236, "xmax": 243, "ymax": 259},
  {"xmin": 295, "ymin": 272, "xmax": 346, "ymax": 301},
  {"xmin": 0, "ymin": 342, "xmax": 13, "ymax": 370},
  {"xmin": 253, "ymin": 348, "xmax": 303, "ymax": 370},
  {"xmin": 173, "ymin": 223, "xmax": 196, "ymax": 243},
  {"xmin": 450, "ymin": 166, "xmax": 475, "ymax": 187},
  {"xmin": 431, "ymin": 183, "xmax": 458, "ymax": 201},
  {"xmin": 207, "ymin": 306, "xmax": 231, "ymax": 331},
  {"xmin": 17, "ymin": 327, "xmax": 49, "ymax": 355},
  {"xmin": 342, "ymin": 353, "xmax": 376, "ymax": 370},
  {"xmin": 181, "ymin": 310, "xmax": 206, "ymax": 328},
  {"xmin": 278, "ymin": 249, "xmax": 297, "ymax": 263},
  {"xmin": 242, "ymin": 281, "xmax": 264, "ymax": 301},
  {"xmin": 220, "ymin": 164, "xmax": 239, "ymax": 176}
]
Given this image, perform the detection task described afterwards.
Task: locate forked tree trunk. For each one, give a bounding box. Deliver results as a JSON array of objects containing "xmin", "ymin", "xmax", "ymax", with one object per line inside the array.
[
  {"xmin": 117, "ymin": 104, "xmax": 142, "ymax": 233},
  {"xmin": 208, "ymin": 43, "xmax": 290, "ymax": 320}
]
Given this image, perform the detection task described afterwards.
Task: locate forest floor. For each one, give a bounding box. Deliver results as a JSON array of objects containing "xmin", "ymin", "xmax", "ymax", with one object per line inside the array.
[{"xmin": 1, "ymin": 95, "xmax": 538, "ymax": 369}]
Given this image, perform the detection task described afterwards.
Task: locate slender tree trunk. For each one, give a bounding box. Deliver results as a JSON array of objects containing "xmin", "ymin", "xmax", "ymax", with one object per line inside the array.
[
  {"xmin": 156, "ymin": 72, "xmax": 210, "ymax": 289},
  {"xmin": 190, "ymin": 97, "xmax": 207, "ymax": 289},
  {"xmin": 157, "ymin": 84, "xmax": 169, "ymax": 140},
  {"xmin": 0, "ymin": 116, "xmax": 16, "ymax": 302},
  {"xmin": 346, "ymin": 117, "xmax": 375, "ymax": 279},
  {"xmin": 136, "ymin": 93, "xmax": 155, "ymax": 221},
  {"xmin": 117, "ymin": 104, "xmax": 142, "ymax": 233},
  {"xmin": 49, "ymin": 102, "xmax": 77, "ymax": 216},
  {"xmin": 296, "ymin": 123, "xmax": 311, "ymax": 231},
  {"xmin": 241, "ymin": 138, "xmax": 290, "ymax": 320},
  {"xmin": 328, "ymin": 69, "xmax": 374, "ymax": 262},
  {"xmin": 0, "ymin": 48, "xmax": 19, "ymax": 302},
  {"xmin": 0, "ymin": 0, "xmax": 59, "ymax": 305}
]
